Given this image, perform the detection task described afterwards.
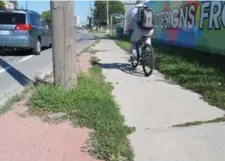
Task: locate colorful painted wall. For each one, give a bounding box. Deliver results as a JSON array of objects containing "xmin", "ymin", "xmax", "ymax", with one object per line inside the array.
[{"xmin": 146, "ymin": 1, "xmax": 225, "ymax": 55}]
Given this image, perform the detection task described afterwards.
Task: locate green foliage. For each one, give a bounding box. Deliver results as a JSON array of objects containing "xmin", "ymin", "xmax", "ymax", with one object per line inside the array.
[
  {"xmin": 93, "ymin": 1, "xmax": 125, "ymax": 25},
  {"xmin": 113, "ymin": 35, "xmax": 225, "ymax": 110},
  {"xmin": 11, "ymin": 1, "xmax": 18, "ymax": 9},
  {"xmin": 0, "ymin": 1, "xmax": 18, "ymax": 9},
  {"xmin": 173, "ymin": 116, "xmax": 225, "ymax": 127},
  {"xmin": 42, "ymin": 10, "xmax": 51, "ymax": 25},
  {"xmin": 0, "ymin": 1, "xmax": 5, "ymax": 9},
  {"xmin": 29, "ymin": 61, "xmax": 134, "ymax": 161}
]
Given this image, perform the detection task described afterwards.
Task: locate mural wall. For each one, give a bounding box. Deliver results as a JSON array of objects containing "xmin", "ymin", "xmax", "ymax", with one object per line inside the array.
[{"xmin": 146, "ymin": 1, "xmax": 225, "ymax": 55}]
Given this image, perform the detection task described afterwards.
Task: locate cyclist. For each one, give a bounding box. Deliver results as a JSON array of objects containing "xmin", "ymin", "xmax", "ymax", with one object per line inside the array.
[{"xmin": 124, "ymin": 0, "xmax": 154, "ymax": 59}]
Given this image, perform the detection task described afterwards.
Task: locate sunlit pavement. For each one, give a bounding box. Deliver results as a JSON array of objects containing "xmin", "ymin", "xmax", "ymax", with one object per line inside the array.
[{"xmin": 0, "ymin": 29, "xmax": 94, "ymax": 106}]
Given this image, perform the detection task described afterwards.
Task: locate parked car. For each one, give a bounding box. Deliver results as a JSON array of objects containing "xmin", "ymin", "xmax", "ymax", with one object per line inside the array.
[{"xmin": 0, "ymin": 9, "xmax": 52, "ymax": 55}]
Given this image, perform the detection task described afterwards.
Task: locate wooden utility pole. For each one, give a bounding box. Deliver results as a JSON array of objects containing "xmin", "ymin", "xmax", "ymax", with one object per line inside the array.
[
  {"xmin": 51, "ymin": 1, "xmax": 77, "ymax": 89},
  {"xmin": 89, "ymin": 0, "xmax": 93, "ymax": 28}
]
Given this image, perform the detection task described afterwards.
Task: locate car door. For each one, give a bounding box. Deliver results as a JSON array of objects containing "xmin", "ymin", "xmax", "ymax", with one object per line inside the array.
[
  {"xmin": 46, "ymin": 24, "xmax": 52, "ymax": 46},
  {"xmin": 29, "ymin": 13, "xmax": 43, "ymax": 47},
  {"xmin": 40, "ymin": 20, "xmax": 48, "ymax": 46},
  {"xmin": 42, "ymin": 21, "xmax": 51, "ymax": 47}
]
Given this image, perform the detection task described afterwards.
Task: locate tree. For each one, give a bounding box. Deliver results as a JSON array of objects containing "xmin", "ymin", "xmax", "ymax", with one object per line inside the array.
[
  {"xmin": 93, "ymin": 1, "xmax": 106, "ymax": 26},
  {"xmin": 42, "ymin": 10, "xmax": 51, "ymax": 26},
  {"xmin": 0, "ymin": 1, "xmax": 18, "ymax": 9},
  {"xmin": 0, "ymin": 1, "xmax": 5, "ymax": 9},
  {"xmin": 11, "ymin": 1, "xmax": 18, "ymax": 9},
  {"xmin": 93, "ymin": 1, "xmax": 125, "ymax": 27},
  {"xmin": 109, "ymin": 1, "xmax": 125, "ymax": 16},
  {"xmin": 87, "ymin": 16, "xmax": 92, "ymax": 29}
]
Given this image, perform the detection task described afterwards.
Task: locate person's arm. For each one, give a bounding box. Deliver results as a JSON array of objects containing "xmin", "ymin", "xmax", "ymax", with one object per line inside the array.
[{"xmin": 124, "ymin": 8, "xmax": 133, "ymax": 33}]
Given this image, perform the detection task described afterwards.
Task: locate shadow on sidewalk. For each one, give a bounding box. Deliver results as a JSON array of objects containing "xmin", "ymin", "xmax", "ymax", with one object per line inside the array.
[
  {"xmin": 96, "ymin": 62, "xmax": 145, "ymax": 77},
  {"xmin": 0, "ymin": 58, "xmax": 32, "ymax": 86},
  {"xmin": 94, "ymin": 33, "xmax": 225, "ymax": 74}
]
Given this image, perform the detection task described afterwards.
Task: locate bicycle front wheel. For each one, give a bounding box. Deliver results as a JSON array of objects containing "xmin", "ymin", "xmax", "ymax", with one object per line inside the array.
[{"xmin": 141, "ymin": 44, "xmax": 154, "ymax": 77}]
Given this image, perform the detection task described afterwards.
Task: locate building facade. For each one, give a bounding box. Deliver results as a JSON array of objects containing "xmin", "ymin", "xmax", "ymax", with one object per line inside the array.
[{"xmin": 74, "ymin": 15, "xmax": 80, "ymax": 27}]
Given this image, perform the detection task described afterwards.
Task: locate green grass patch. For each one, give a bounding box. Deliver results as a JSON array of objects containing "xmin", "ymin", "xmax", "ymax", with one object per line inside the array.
[
  {"xmin": 89, "ymin": 29, "xmax": 106, "ymax": 34},
  {"xmin": 0, "ymin": 94, "xmax": 23, "ymax": 115},
  {"xmin": 28, "ymin": 59, "xmax": 134, "ymax": 161},
  {"xmin": 80, "ymin": 39, "xmax": 100, "ymax": 54},
  {"xmin": 89, "ymin": 56, "xmax": 101, "ymax": 65},
  {"xmin": 112, "ymin": 35, "xmax": 225, "ymax": 110},
  {"xmin": 173, "ymin": 116, "xmax": 225, "ymax": 127},
  {"xmin": 112, "ymin": 36, "xmax": 130, "ymax": 52}
]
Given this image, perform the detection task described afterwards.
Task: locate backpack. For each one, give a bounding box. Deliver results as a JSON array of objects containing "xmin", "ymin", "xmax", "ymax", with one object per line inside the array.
[{"xmin": 136, "ymin": 7, "xmax": 154, "ymax": 29}]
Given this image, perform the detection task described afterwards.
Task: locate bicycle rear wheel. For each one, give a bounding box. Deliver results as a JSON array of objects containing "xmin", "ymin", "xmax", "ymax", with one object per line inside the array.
[{"xmin": 141, "ymin": 44, "xmax": 154, "ymax": 77}]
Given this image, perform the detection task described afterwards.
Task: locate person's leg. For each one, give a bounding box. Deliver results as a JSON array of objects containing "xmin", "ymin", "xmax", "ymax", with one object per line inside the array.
[
  {"xmin": 130, "ymin": 42, "xmax": 137, "ymax": 57},
  {"xmin": 130, "ymin": 28, "xmax": 142, "ymax": 58},
  {"xmin": 143, "ymin": 29, "xmax": 153, "ymax": 45},
  {"xmin": 145, "ymin": 36, "xmax": 151, "ymax": 45}
]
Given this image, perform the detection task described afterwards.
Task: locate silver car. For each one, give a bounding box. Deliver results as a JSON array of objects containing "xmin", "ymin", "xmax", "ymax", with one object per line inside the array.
[{"xmin": 0, "ymin": 9, "xmax": 52, "ymax": 55}]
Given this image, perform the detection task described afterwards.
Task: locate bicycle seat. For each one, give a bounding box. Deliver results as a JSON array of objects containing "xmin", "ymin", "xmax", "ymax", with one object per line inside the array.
[{"xmin": 143, "ymin": 33, "xmax": 152, "ymax": 37}]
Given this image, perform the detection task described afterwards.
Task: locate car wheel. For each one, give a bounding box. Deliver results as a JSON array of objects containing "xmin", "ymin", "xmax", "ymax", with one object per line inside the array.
[{"xmin": 33, "ymin": 39, "xmax": 41, "ymax": 55}]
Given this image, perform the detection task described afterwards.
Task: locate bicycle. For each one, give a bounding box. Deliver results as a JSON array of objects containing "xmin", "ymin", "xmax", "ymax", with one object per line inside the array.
[{"xmin": 130, "ymin": 36, "xmax": 154, "ymax": 77}]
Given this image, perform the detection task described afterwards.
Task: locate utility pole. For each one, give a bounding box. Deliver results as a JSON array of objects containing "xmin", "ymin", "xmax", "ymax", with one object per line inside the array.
[
  {"xmin": 25, "ymin": 0, "xmax": 28, "ymax": 9},
  {"xmin": 89, "ymin": 0, "xmax": 93, "ymax": 28},
  {"xmin": 110, "ymin": 16, "xmax": 112, "ymax": 36},
  {"xmin": 106, "ymin": 0, "xmax": 109, "ymax": 32},
  {"xmin": 51, "ymin": 1, "xmax": 77, "ymax": 89},
  {"xmin": 90, "ymin": 7, "xmax": 93, "ymax": 27}
]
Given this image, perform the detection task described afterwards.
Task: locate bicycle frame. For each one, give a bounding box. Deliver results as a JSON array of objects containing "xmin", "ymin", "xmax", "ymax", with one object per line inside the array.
[
  {"xmin": 136, "ymin": 36, "xmax": 149, "ymax": 56},
  {"xmin": 131, "ymin": 35, "xmax": 154, "ymax": 76}
]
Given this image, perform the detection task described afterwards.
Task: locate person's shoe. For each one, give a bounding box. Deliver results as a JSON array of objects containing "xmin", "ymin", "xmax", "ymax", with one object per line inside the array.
[
  {"xmin": 130, "ymin": 54, "xmax": 137, "ymax": 62},
  {"xmin": 132, "ymin": 52, "xmax": 137, "ymax": 59},
  {"xmin": 129, "ymin": 55, "xmax": 133, "ymax": 62}
]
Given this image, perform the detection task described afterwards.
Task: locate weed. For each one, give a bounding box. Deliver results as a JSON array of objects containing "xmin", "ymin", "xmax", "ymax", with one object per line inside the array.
[
  {"xmin": 90, "ymin": 56, "xmax": 100, "ymax": 65},
  {"xmin": 112, "ymin": 35, "xmax": 225, "ymax": 110},
  {"xmin": 29, "ymin": 61, "xmax": 134, "ymax": 161},
  {"xmin": 173, "ymin": 116, "xmax": 225, "ymax": 127},
  {"xmin": 0, "ymin": 85, "xmax": 33, "ymax": 115}
]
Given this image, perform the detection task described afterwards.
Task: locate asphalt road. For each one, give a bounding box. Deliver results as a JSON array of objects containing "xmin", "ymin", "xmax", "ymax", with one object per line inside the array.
[{"xmin": 0, "ymin": 29, "xmax": 94, "ymax": 106}]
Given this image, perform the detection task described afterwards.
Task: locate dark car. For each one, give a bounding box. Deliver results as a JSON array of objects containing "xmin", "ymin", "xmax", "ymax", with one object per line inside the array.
[{"xmin": 0, "ymin": 9, "xmax": 52, "ymax": 55}]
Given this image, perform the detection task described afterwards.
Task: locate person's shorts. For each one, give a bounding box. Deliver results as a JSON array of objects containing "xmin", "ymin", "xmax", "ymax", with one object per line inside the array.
[{"xmin": 130, "ymin": 26, "xmax": 154, "ymax": 43}]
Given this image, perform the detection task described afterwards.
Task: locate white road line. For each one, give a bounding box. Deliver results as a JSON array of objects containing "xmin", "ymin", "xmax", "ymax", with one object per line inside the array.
[
  {"xmin": 18, "ymin": 55, "xmax": 33, "ymax": 63},
  {"xmin": 0, "ymin": 55, "xmax": 34, "ymax": 74}
]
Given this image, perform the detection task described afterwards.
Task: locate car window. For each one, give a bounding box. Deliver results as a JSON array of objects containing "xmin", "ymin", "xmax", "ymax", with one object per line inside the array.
[
  {"xmin": 41, "ymin": 21, "xmax": 48, "ymax": 28},
  {"xmin": 0, "ymin": 12, "xmax": 26, "ymax": 24},
  {"xmin": 41, "ymin": 21, "xmax": 46, "ymax": 26},
  {"xmin": 31, "ymin": 14, "xmax": 40, "ymax": 25}
]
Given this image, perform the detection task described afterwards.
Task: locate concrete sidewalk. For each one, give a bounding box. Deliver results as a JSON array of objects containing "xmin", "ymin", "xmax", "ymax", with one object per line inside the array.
[{"xmin": 93, "ymin": 39, "xmax": 225, "ymax": 161}]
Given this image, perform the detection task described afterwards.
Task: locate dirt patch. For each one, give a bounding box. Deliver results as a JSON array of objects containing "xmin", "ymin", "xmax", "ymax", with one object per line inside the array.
[
  {"xmin": 0, "ymin": 95, "xmax": 100, "ymax": 161},
  {"xmin": 77, "ymin": 52, "xmax": 93, "ymax": 74},
  {"xmin": 0, "ymin": 52, "xmax": 102, "ymax": 161},
  {"xmin": 42, "ymin": 52, "xmax": 93, "ymax": 83}
]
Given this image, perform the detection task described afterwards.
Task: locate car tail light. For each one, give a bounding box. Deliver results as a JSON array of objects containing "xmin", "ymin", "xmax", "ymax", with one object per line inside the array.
[{"xmin": 15, "ymin": 24, "xmax": 32, "ymax": 31}]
